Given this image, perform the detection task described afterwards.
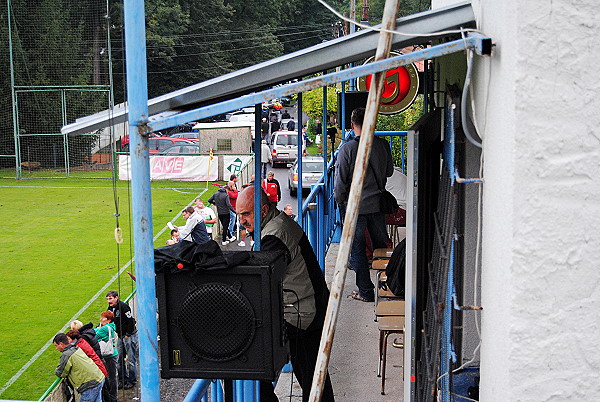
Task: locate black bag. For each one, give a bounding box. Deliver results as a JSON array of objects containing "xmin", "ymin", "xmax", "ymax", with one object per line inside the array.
[
  {"xmin": 384, "ymin": 239, "xmax": 406, "ymax": 297},
  {"xmin": 380, "ymin": 190, "xmax": 399, "ymax": 214},
  {"xmin": 367, "ymin": 154, "xmax": 398, "ymax": 215}
]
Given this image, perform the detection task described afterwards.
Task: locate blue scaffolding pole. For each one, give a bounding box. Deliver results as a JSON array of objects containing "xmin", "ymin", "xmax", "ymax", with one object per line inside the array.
[{"xmin": 122, "ymin": 1, "xmax": 160, "ymax": 401}]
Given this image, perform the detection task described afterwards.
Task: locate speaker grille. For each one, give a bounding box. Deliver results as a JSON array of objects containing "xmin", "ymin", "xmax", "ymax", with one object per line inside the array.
[{"xmin": 178, "ymin": 283, "xmax": 256, "ymax": 362}]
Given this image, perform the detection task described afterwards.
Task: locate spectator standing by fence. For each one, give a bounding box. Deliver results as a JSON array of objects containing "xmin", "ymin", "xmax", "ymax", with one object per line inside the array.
[
  {"xmin": 94, "ymin": 311, "xmax": 118, "ymax": 402},
  {"xmin": 262, "ymin": 171, "xmax": 281, "ymax": 206},
  {"xmin": 261, "ymin": 140, "xmax": 272, "ymax": 178},
  {"xmin": 53, "ymin": 333, "xmax": 105, "ymax": 402},
  {"xmin": 334, "ymin": 107, "xmax": 393, "ymax": 302},
  {"xmin": 286, "ymin": 116, "xmax": 296, "ymax": 131},
  {"xmin": 208, "ymin": 184, "xmax": 236, "ymax": 245},
  {"xmin": 227, "ymin": 180, "xmax": 238, "ymax": 240},
  {"xmin": 194, "ymin": 198, "xmax": 217, "ymax": 239},
  {"xmin": 106, "ymin": 291, "xmax": 138, "ymax": 390}
]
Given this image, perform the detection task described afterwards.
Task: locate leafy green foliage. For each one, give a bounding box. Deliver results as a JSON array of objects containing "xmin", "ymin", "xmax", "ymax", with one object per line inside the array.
[
  {"xmin": 301, "ymin": 84, "xmax": 339, "ymax": 121},
  {"xmin": 376, "ymin": 95, "xmax": 424, "ymax": 167}
]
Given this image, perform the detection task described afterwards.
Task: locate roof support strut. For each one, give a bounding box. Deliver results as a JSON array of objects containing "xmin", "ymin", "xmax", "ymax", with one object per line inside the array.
[{"xmin": 143, "ymin": 33, "xmax": 491, "ymax": 133}]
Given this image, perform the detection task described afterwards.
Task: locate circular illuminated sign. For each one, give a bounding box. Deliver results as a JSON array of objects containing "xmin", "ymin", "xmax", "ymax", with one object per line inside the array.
[{"xmin": 357, "ymin": 53, "xmax": 419, "ymax": 115}]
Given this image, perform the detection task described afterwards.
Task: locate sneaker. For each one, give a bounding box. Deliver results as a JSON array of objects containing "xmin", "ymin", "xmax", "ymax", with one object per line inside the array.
[
  {"xmin": 250, "ymin": 240, "xmax": 255, "ymax": 247},
  {"xmin": 228, "ymin": 236, "xmax": 236, "ymax": 242},
  {"xmin": 221, "ymin": 240, "xmax": 229, "ymax": 246},
  {"xmin": 238, "ymin": 241, "xmax": 246, "ymax": 247},
  {"xmin": 123, "ymin": 382, "xmax": 135, "ymax": 390}
]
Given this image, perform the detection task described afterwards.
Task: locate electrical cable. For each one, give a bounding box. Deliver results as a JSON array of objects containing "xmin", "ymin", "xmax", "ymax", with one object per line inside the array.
[
  {"xmin": 317, "ymin": 0, "xmax": 483, "ymax": 38},
  {"xmin": 459, "ymin": 30, "xmax": 483, "ymax": 148}
]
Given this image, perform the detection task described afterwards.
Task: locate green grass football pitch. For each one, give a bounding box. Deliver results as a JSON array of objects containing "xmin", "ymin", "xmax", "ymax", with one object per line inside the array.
[{"xmin": 0, "ymin": 176, "xmax": 218, "ymax": 400}]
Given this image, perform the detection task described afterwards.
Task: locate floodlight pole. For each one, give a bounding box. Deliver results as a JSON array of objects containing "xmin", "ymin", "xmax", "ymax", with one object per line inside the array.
[{"xmin": 123, "ymin": 1, "xmax": 160, "ymax": 401}]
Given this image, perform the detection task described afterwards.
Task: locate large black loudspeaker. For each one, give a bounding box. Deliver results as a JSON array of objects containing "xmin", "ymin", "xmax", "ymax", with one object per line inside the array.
[
  {"xmin": 337, "ymin": 91, "xmax": 369, "ymax": 129},
  {"xmin": 156, "ymin": 251, "xmax": 289, "ymax": 381}
]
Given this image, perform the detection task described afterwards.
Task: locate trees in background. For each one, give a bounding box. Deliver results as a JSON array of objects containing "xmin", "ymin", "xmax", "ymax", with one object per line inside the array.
[{"xmin": 0, "ymin": 0, "xmax": 431, "ymax": 163}]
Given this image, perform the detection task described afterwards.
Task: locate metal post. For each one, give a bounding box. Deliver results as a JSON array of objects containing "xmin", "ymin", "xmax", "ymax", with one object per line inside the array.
[
  {"xmin": 61, "ymin": 89, "xmax": 70, "ymax": 177},
  {"xmin": 242, "ymin": 380, "xmax": 256, "ymax": 401},
  {"xmin": 254, "ymin": 103, "xmax": 262, "ymax": 250},
  {"xmin": 348, "ymin": 0, "xmax": 356, "ymax": 91},
  {"xmin": 307, "ymin": 201, "xmax": 318, "ymax": 251},
  {"xmin": 423, "ymin": 58, "xmax": 429, "ymax": 114},
  {"xmin": 309, "ymin": 0, "xmax": 400, "ymax": 400},
  {"xmin": 183, "ymin": 379, "xmax": 211, "ymax": 402},
  {"xmin": 106, "ymin": 0, "xmax": 117, "ymax": 171},
  {"xmin": 441, "ymin": 238, "xmax": 456, "ymax": 402},
  {"xmin": 7, "ymin": 0, "xmax": 21, "ymax": 179},
  {"xmin": 122, "ymin": 1, "xmax": 160, "ymax": 401},
  {"xmin": 297, "ymin": 92, "xmax": 303, "ymax": 223},
  {"xmin": 321, "ymin": 77, "xmax": 328, "ymax": 223},
  {"xmin": 405, "ymin": 125, "xmax": 419, "ymax": 401},
  {"xmin": 211, "ymin": 380, "xmax": 224, "ymax": 402},
  {"xmin": 316, "ymin": 184, "xmax": 325, "ymax": 270},
  {"xmin": 234, "ymin": 380, "xmax": 242, "ymax": 402}
]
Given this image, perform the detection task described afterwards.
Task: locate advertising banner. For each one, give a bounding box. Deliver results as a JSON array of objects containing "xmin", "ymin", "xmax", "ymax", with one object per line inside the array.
[
  {"xmin": 119, "ymin": 155, "xmax": 219, "ymax": 181},
  {"xmin": 222, "ymin": 155, "xmax": 253, "ymax": 178}
]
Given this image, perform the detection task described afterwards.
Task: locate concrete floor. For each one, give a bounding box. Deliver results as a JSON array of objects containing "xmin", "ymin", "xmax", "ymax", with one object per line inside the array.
[{"xmin": 273, "ymin": 242, "xmax": 405, "ymax": 402}]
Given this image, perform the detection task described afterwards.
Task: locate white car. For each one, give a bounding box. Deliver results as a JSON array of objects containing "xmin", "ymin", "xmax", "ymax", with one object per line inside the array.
[
  {"xmin": 270, "ymin": 130, "xmax": 306, "ymax": 167},
  {"xmin": 228, "ymin": 113, "xmax": 256, "ymax": 138},
  {"xmin": 287, "ymin": 156, "xmax": 324, "ymax": 196}
]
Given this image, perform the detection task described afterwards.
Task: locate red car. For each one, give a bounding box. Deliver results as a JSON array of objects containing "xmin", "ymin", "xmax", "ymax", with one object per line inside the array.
[{"xmin": 121, "ymin": 137, "xmax": 193, "ymax": 152}]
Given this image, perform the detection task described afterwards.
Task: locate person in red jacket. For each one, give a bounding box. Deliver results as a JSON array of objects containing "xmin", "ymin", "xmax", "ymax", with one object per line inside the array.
[
  {"xmin": 66, "ymin": 330, "xmax": 108, "ymax": 378},
  {"xmin": 227, "ymin": 180, "xmax": 239, "ymax": 242},
  {"xmin": 262, "ymin": 171, "xmax": 281, "ymax": 206}
]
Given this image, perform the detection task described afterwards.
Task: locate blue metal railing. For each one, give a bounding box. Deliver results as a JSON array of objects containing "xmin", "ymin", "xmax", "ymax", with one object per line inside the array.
[{"xmin": 183, "ymin": 379, "xmax": 259, "ymax": 402}]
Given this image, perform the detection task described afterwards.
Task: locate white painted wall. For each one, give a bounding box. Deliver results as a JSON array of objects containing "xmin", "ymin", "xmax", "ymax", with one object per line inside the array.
[
  {"xmin": 470, "ymin": 0, "xmax": 600, "ymax": 399},
  {"xmin": 429, "ymin": 0, "xmax": 600, "ymax": 399}
]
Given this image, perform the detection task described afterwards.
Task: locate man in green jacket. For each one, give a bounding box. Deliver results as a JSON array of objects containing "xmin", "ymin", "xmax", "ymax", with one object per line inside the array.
[{"xmin": 53, "ymin": 333, "xmax": 105, "ymax": 402}]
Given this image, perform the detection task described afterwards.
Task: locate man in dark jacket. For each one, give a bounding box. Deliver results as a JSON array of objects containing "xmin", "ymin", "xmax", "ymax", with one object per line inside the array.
[
  {"xmin": 208, "ymin": 185, "xmax": 236, "ymax": 245},
  {"xmin": 237, "ymin": 186, "xmax": 334, "ymax": 402},
  {"xmin": 334, "ymin": 107, "xmax": 393, "ymax": 302},
  {"xmin": 106, "ymin": 290, "xmax": 138, "ymax": 389},
  {"xmin": 286, "ymin": 117, "xmax": 296, "ymax": 131}
]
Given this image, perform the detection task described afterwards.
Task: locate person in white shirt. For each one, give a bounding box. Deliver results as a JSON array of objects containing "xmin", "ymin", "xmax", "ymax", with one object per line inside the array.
[{"xmin": 194, "ymin": 198, "xmax": 217, "ymax": 239}]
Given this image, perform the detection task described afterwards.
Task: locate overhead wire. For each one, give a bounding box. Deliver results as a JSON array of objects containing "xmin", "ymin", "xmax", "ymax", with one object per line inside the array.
[
  {"xmin": 59, "ymin": 30, "xmax": 328, "ymax": 69},
  {"xmin": 317, "ymin": 0, "xmax": 483, "ymax": 37}
]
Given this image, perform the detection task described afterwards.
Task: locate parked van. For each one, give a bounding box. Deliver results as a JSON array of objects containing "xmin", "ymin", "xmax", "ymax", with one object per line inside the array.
[{"xmin": 270, "ymin": 130, "xmax": 306, "ymax": 167}]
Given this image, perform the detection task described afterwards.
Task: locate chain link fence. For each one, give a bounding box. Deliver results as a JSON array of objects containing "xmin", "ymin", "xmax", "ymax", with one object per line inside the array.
[{"xmin": 0, "ymin": 0, "xmax": 114, "ymax": 179}]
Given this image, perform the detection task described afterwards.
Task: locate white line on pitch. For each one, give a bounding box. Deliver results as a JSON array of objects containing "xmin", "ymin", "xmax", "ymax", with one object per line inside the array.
[{"xmin": 0, "ymin": 192, "xmax": 205, "ymax": 396}]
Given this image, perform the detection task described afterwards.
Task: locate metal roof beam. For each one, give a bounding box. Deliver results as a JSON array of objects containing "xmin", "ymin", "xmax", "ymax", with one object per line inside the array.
[
  {"xmin": 62, "ymin": 1, "xmax": 475, "ymax": 136},
  {"xmin": 148, "ymin": 33, "xmax": 489, "ymax": 132}
]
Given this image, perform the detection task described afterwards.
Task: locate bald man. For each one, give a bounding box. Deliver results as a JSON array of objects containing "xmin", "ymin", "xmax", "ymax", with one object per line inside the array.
[{"xmin": 236, "ymin": 187, "xmax": 334, "ymax": 401}]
